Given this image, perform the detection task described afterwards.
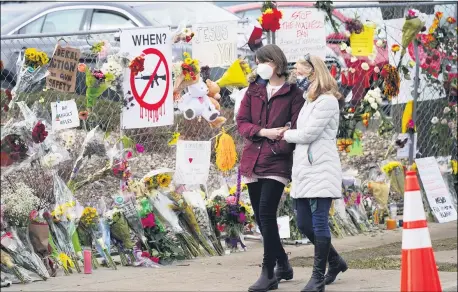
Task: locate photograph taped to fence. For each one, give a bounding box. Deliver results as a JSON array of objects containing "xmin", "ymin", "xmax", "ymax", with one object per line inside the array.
[{"xmin": 120, "ymin": 27, "xmax": 174, "ymax": 129}]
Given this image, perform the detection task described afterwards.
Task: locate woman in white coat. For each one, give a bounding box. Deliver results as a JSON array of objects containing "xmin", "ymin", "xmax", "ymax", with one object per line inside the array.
[{"xmin": 280, "ymin": 54, "xmax": 347, "ymax": 292}]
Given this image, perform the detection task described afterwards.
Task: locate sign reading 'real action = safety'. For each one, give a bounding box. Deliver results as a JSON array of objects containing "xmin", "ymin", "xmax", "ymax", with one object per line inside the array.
[
  {"xmin": 46, "ymin": 45, "xmax": 81, "ymax": 93},
  {"xmin": 120, "ymin": 27, "xmax": 174, "ymax": 129}
]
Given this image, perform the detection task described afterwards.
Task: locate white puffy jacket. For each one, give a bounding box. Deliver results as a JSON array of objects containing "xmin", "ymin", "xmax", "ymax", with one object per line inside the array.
[{"xmin": 283, "ymin": 94, "xmax": 342, "ymax": 199}]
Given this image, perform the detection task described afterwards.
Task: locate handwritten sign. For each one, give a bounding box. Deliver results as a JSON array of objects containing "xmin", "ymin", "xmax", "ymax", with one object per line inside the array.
[
  {"xmin": 415, "ymin": 157, "xmax": 457, "ymax": 223},
  {"xmin": 276, "ymin": 8, "xmax": 326, "ymax": 62},
  {"xmin": 192, "ymin": 21, "xmax": 238, "ymax": 66},
  {"xmin": 46, "ymin": 45, "xmax": 80, "ymax": 92},
  {"xmin": 174, "ymin": 140, "xmax": 211, "ymax": 185},
  {"xmin": 51, "ymin": 99, "xmax": 80, "ymax": 131},
  {"xmin": 349, "ymin": 23, "xmax": 375, "ymax": 57}
]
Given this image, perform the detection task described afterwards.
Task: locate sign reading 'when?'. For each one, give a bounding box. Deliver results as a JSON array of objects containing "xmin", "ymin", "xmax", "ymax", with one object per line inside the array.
[{"xmin": 46, "ymin": 45, "xmax": 81, "ymax": 93}]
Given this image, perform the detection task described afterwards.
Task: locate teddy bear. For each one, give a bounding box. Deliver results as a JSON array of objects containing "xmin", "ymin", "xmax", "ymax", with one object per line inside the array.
[
  {"xmin": 205, "ymin": 79, "xmax": 227, "ymax": 128},
  {"xmin": 177, "ymin": 79, "xmax": 220, "ymax": 122}
]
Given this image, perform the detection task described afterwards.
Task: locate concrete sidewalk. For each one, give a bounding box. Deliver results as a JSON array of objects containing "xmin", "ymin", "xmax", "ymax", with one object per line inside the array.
[{"xmin": 4, "ymin": 222, "xmax": 457, "ymax": 291}]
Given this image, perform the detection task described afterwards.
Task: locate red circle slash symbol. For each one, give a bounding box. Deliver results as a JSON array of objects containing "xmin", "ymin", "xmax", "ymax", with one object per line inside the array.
[{"xmin": 130, "ymin": 48, "xmax": 170, "ymax": 122}]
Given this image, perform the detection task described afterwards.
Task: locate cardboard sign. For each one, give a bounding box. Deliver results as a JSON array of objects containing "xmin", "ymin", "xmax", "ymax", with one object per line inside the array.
[
  {"xmin": 46, "ymin": 45, "xmax": 80, "ymax": 92},
  {"xmin": 276, "ymin": 8, "xmax": 326, "ymax": 62},
  {"xmin": 51, "ymin": 99, "xmax": 80, "ymax": 131},
  {"xmin": 192, "ymin": 20, "xmax": 238, "ymax": 67},
  {"xmin": 120, "ymin": 27, "xmax": 174, "ymax": 129},
  {"xmin": 174, "ymin": 140, "xmax": 211, "ymax": 185},
  {"xmin": 415, "ymin": 157, "xmax": 457, "ymax": 223}
]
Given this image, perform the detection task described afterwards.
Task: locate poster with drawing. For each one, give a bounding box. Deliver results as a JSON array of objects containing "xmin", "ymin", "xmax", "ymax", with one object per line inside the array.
[
  {"xmin": 276, "ymin": 8, "xmax": 326, "ymax": 62},
  {"xmin": 192, "ymin": 20, "xmax": 238, "ymax": 67},
  {"xmin": 174, "ymin": 140, "xmax": 211, "ymax": 185},
  {"xmin": 120, "ymin": 27, "xmax": 174, "ymax": 129}
]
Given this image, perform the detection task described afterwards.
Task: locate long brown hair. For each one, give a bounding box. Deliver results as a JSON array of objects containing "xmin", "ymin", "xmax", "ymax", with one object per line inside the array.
[{"xmin": 304, "ymin": 56, "xmax": 342, "ymax": 102}]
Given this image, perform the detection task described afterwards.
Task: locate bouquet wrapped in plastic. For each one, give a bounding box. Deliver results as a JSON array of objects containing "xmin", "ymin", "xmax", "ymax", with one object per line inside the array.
[
  {"xmin": 182, "ymin": 189, "xmax": 224, "ymax": 255},
  {"xmin": 381, "ymin": 160, "xmax": 405, "ymax": 197},
  {"xmin": 112, "ymin": 193, "xmax": 148, "ymax": 250},
  {"xmin": 0, "ymin": 249, "xmax": 29, "ymax": 283},
  {"xmin": 0, "ymin": 228, "xmax": 49, "ymax": 280},
  {"xmin": 105, "ymin": 207, "xmax": 136, "ymax": 266},
  {"xmin": 94, "ymin": 198, "xmax": 114, "ymax": 268},
  {"xmin": 11, "ymin": 48, "xmax": 49, "ymax": 99},
  {"xmin": 149, "ymin": 192, "xmax": 201, "ymax": 259},
  {"xmin": 78, "ymin": 206, "xmax": 116, "ymax": 269}
]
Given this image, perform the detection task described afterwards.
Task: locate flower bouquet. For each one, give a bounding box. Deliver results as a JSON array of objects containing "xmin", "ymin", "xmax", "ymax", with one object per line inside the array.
[
  {"xmin": 11, "ymin": 48, "xmax": 49, "ymax": 99},
  {"xmin": 182, "ymin": 189, "xmax": 225, "ymax": 255},
  {"xmin": 84, "ymin": 66, "xmax": 114, "ymax": 109},
  {"xmin": 78, "ymin": 206, "xmax": 116, "ymax": 269},
  {"xmin": 104, "ymin": 207, "xmax": 136, "ymax": 266},
  {"xmin": 381, "ymin": 161, "xmax": 405, "ymax": 196},
  {"xmin": 1, "ymin": 249, "xmax": 29, "ymax": 283},
  {"xmin": 431, "ymin": 104, "xmax": 457, "ymax": 156},
  {"xmin": 172, "ymin": 52, "xmax": 200, "ymax": 100},
  {"xmin": 94, "ymin": 198, "xmax": 115, "ymax": 268},
  {"xmin": 2, "ymin": 182, "xmax": 40, "ymax": 228},
  {"xmin": 28, "ymin": 210, "xmax": 57, "ymax": 277},
  {"xmin": 0, "ymin": 229, "xmax": 49, "ymax": 280},
  {"xmin": 149, "ymin": 192, "xmax": 201, "ymax": 259},
  {"xmin": 278, "ymin": 186, "xmax": 302, "ymax": 241},
  {"xmin": 257, "ymin": 4, "xmax": 283, "ymax": 33}
]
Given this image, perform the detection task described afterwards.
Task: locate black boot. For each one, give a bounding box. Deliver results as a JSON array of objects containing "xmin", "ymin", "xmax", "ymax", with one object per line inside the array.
[
  {"xmin": 248, "ymin": 264, "xmax": 278, "ymax": 292},
  {"xmin": 274, "ymin": 255, "xmax": 294, "ymax": 282},
  {"xmin": 301, "ymin": 236, "xmax": 331, "ymax": 292},
  {"xmin": 324, "ymin": 247, "xmax": 348, "ymax": 285}
]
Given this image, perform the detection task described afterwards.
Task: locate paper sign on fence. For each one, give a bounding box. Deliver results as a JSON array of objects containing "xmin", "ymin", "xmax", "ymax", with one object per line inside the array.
[
  {"xmin": 276, "ymin": 8, "xmax": 326, "ymax": 62},
  {"xmin": 174, "ymin": 140, "xmax": 211, "ymax": 185},
  {"xmin": 46, "ymin": 45, "xmax": 80, "ymax": 93},
  {"xmin": 396, "ymin": 133, "xmax": 417, "ymax": 159},
  {"xmin": 51, "ymin": 99, "xmax": 80, "ymax": 131},
  {"xmin": 120, "ymin": 27, "xmax": 174, "ymax": 129},
  {"xmin": 277, "ymin": 216, "xmax": 291, "ymax": 239},
  {"xmin": 415, "ymin": 157, "xmax": 457, "ymax": 223},
  {"xmin": 192, "ymin": 20, "xmax": 238, "ymax": 67}
]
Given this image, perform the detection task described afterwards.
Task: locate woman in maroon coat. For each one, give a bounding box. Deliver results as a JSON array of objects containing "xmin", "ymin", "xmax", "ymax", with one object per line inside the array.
[{"xmin": 237, "ymin": 44, "xmax": 305, "ymax": 292}]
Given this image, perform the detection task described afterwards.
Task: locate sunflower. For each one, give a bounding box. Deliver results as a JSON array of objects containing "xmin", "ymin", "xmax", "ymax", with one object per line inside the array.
[{"xmin": 156, "ymin": 173, "xmax": 171, "ymax": 188}]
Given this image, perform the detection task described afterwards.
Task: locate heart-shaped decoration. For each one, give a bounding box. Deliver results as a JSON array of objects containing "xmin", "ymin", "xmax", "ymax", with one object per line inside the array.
[{"xmin": 188, "ymin": 158, "xmax": 193, "ymax": 163}]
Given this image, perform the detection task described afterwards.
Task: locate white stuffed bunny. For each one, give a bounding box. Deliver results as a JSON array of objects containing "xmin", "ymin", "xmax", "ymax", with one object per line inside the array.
[
  {"xmin": 230, "ymin": 87, "xmax": 248, "ymax": 122},
  {"xmin": 178, "ymin": 79, "xmax": 220, "ymax": 122}
]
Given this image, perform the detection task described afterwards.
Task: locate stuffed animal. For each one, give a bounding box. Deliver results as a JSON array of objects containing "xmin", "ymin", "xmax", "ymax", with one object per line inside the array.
[
  {"xmin": 206, "ymin": 79, "xmax": 226, "ymax": 128},
  {"xmin": 178, "ymin": 79, "xmax": 220, "ymax": 122},
  {"xmin": 230, "ymin": 87, "xmax": 248, "ymax": 122}
]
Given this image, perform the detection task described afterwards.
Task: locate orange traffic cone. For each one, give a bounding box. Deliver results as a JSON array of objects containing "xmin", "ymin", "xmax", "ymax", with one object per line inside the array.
[{"xmin": 400, "ymin": 171, "xmax": 442, "ymax": 292}]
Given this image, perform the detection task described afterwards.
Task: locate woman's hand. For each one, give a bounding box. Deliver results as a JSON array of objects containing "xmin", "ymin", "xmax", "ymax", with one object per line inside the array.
[
  {"xmin": 258, "ymin": 128, "xmax": 285, "ymax": 140},
  {"xmin": 278, "ymin": 127, "xmax": 289, "ymax": 141}
]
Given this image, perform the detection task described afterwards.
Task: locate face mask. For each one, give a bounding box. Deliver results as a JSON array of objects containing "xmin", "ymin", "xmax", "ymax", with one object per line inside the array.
[
  {"xmin": 296, "ymin": 75, "xmax": 306, "ymax": 81},
  {"xmin": 257, "ymin": 63, "xmax": 274, "ymax": 80}
]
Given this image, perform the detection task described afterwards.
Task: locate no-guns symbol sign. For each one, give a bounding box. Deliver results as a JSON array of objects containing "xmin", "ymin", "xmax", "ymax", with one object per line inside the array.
[{"xmin": 130, "ymin": 48, "xmax": 170, "ymax": 122}]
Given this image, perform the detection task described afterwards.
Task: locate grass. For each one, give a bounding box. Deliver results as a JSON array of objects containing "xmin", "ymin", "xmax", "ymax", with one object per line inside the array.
[{"xmin": 289, "ymin": 237, "xmax": 457, "ymax": 272}]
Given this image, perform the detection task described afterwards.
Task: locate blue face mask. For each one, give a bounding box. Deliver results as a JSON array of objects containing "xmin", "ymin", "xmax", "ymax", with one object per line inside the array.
[{"xmin": 297, "ymin": 76, "xmax": 311, "ymax": 91}]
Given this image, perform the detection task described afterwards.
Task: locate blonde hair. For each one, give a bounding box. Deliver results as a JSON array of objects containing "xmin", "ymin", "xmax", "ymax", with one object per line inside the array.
[{"xmin": 299, "ymin": 56, "xmax": 342, "ymax": 102}]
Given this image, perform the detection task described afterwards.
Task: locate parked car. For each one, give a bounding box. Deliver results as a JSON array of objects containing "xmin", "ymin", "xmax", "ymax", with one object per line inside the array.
[
  {"xmin": 226, "ymin": 1, "xmax": 390, "ymax": 104},
  {"xmin": 0, "ymin": 1, "xmax": 242, "ymax": 97}
]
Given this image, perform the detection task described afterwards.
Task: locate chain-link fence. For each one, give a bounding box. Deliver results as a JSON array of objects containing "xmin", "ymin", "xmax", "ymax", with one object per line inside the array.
[{"xmin": 1, "ymin": 2, "xmax": 457, "ymax": 203}]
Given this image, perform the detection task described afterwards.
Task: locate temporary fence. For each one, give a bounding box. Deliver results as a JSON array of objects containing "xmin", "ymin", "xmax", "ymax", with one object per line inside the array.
[{"xmin": 0, "ymin": 1, "xmax": 457, "ymax": 201}]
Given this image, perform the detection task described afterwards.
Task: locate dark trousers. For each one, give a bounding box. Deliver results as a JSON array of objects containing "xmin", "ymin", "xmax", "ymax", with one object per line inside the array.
[
  {"xmin": 247, "ymin": 179, "xmax": 287, "ymax": 268},
  {"xmin": 294, "ymin": 198, "xmax": 340, "ymax": 259}
]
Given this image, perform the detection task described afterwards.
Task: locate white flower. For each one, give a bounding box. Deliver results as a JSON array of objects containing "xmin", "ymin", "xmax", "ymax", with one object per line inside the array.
[
  {"xmin": 368, "ymin": 53, "xmax": 377, "ymax": 62},
  {"xmin": 443, "ymin": 107, "xmax": 451, "ymax": 114},
  {"xmin": 340, "ymin": 42, "xmax": 348, "ymax": 51},
  {"xmin": 345, "ymin": 47, "xmax": 353, "ymax": 55},
  {"xmin": 448, "ymin": 121, "xmax": 455, "ymax": 129},
  {"xmin": 361, "ymin": 62, "xmax": 370, "ymax": 71},
  {"xmin": 2, "ymin": 182, "xmax": 40, "ymax": 227},
  {"xmin": 350, "ymin": 56, "xmax": 358, "ymax": 63},
  {"xmin": 344, "ymin": 31, "xmax": 351, "ymax": 37},
  {"xmin": 376, "ymin": 39, "xmax": 384, "ymax": 47},
  {"xmin": 373, "ymin": 111, "xmax": 381, "ymax": 118},
  {"xmin": 441, "ymin": 119, "xmax": 448, "ymax": 125},
  {"xmin": 367, "ymin": 97, "xmax": 375, "ymax": 104},
  {"xmin": 375, "ymin": 96, "xmax": 383, "ymax": 105},
  {"xmin": 431, "ymin": 117, "xmax": 439, "ymax": 124},
  {"xmin": 371, "ymin": 103, "xmax": 378, "ymax": 110}
]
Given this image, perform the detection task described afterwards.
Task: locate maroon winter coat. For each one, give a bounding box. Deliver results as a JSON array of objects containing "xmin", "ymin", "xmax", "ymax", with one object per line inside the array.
[{"xmin": 237, "ymin": 78, "xmax": 305, "ymax": 179}]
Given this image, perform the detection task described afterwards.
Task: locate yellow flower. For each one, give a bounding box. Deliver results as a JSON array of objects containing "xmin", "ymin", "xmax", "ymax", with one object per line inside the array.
[
  {"xmin": 264, "ymin": 8, "xmax": 273, "ymax": 14},
  {"xmin": 229, "ymin": 186, "xmax": 237, "ymax": 195},
  {"xmin": 382, "ymin": 161, "xmax": 402, "ymax": 174},
  {"xmin": 184, "ymin": 73, "xmax": 191, "ymax": 81},
  {"xmin": 184, "ymin": 58, "xmax": 192, "ymax": 65},
  {"xmin": 156, "ymin": 173, "xmax": 172, "ymax": 188},
  {"xmin": 257, "ymin": 16, "xmax": 263, "ymax": 25},
  {"xmin": 183, "ymin": 52, "xmax": 190, "ymax": 58},
  {"xmin": 410, "ymin": 162, "xmax": 417, "ymax": 172}
]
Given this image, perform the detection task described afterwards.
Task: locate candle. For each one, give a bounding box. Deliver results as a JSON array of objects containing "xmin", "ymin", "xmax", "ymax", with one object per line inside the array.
[
  {"xmin": 386, "ymin": 219, "xmax": 397, "ymax": 230},
  {"xmin": 83, "ymin": 248, "xmax": 92, "ymax": 274}
]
